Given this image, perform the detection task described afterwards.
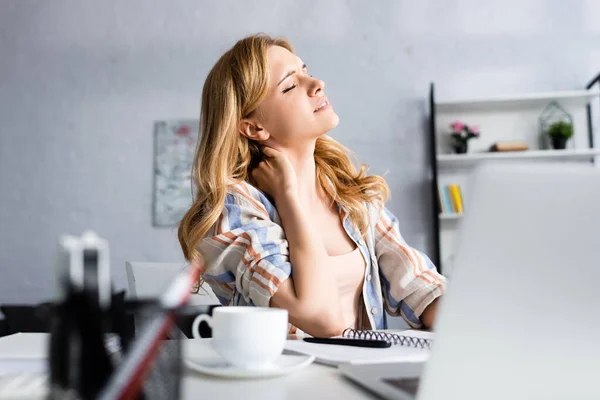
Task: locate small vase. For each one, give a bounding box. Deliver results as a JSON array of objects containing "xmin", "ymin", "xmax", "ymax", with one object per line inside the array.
[
  {"xmin": 550, "ymin": 136, "xmax": 567, "ymax": 150},
  {"xmin": 453, "ymin": 141, "xmax": 468, "ymax": 154}
]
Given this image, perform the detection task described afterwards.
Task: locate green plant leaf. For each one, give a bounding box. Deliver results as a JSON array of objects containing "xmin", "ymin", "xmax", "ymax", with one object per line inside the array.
[{"xmin": 547, "ymin": 121, "xmax": 573, "ymax": 139}]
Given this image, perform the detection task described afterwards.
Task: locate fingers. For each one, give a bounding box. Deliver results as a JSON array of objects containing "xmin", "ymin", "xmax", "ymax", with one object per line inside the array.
[
  {"xmin": 254, "ymin": 159, "xmax": 271, "ymax": 171},
  {"xmin": 251, "ymin": 161, "xmax": 269, "ymax": 178},
  {"xmin": 261, "ymin": 146, "xmax": 280, "ymax": 159}
]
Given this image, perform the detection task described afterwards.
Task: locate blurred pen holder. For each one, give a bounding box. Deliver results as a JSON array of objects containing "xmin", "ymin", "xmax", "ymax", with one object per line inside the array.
[{"xmin": 47, "ymin": 286, "xmax": 218, "ymax": 400}]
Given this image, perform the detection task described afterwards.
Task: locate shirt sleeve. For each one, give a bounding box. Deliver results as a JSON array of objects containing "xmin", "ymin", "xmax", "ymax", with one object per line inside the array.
[
  {"xmin": 374, "ymin": 206, "xmax": 447, "ymax": 328},
  {"xmin": 197, "ymin": 192, "xmax": 292, "ymax": 308}
]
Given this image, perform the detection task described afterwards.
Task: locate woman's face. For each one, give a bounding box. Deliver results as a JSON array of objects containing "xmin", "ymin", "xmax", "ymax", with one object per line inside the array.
[{"xmin": 251, "ymin": 45, "xmax": 339, "ymax": 149}]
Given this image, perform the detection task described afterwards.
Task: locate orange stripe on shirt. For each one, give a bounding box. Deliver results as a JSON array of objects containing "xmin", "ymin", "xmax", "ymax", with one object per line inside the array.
[
  {"xmin": 376, "ymin": 221, "xmax": 419, "ymax": 274},
  {"xmin": 379, "ymin": 210, "xmax": 403, "ymax": 242},
  {"xmin": 410, "ymin": 248, "xmax": 426, "ymax": 276},
  {"xmin": 234, "ymin": 232, "xmax": 283, "ymax": 288},
  {"xmin": 376, "ymin": 221, "xmax": 432, "ymax": 285},
  {"xmin": 213, "ymin": 233, "xmax": 266, "ymax": 276},
  {"xmin": 212, "ymin": 236, "xmax": 231, "ymax": 246},
  {"xmin": 215, "ymin": 232, "xmax": 252, "ymax": 248},
  {"xmin": 240, "ymin": 232, "xmax": 259, "ymax": 256},
  {"xmin": 230, "ymin": 236, "xmax": 284, "ymax": 293},
  {"xmin": 250, "ymin": 276, "xmax": 275, "ymax": 295},
  {"xmin": 379, "ymin": 212, "xmax": 426, "ymax": 275},
  {"xmin": 438, "ymin": 282, "xmax": 446, "ymax": 294},
  {"xmin": 230, "ymin": 184, "xmax": 270, "ymax": 220},
  {"xmin": 211, "ymin": 231, "xmax": 258, "ymax": 260},
  {"xmin": 410, "ymin": 249, "xmax": 440, "ymax": 284},
  {"xmin": 241, "ymin": 232, "xmax": 272, "ymax": 272},
  {"xmin": 210, "ymin": 228, "xmax": 286, "ymax": 298},
  {"xmin": 253, "ymin": 264, "xmax": 282, "ymax": 287},
  {"xmin": 211, "ymin": 231, "xmax": 238, "ymax": 246},
  {"xmin": 223, "ymin": 231, "xmax": 243, "ymax": 241},
  {"xmin": 424, "ymin": 270, "xmax": 443, "ymax": 286}
]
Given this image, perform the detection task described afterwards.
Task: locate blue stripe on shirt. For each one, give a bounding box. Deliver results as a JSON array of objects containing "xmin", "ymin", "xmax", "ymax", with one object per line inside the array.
[
  {"xmin": 224, "ymin": 193, "xmax": 242, "ymax": 227},
  {"xmin": 261, "ymin": 254, "xmax": 292, "ymax": 275},
  {"xmin": 380, "ymin": 273, "xmax": 400, "ymax": 309},
  {"xmin": 400, "ymin": 301, "xmax": 421, "ymax": 326},
  {"xmin": 204, "ymin": 271, "xmax": 235, "ymax": 283},
  {"xmin": 256, "ymin": 190, "xmax": 277, "ymax": 221},
  {"xmin": 215, "ymin": 294, "xmax": 229, "ymax": 305},
  {"xmin": 381, "ymin": 268, "xmax": 420, "ymax": 326}
]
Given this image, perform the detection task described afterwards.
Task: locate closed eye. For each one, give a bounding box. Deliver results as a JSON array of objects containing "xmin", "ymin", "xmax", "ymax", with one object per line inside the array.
[
  {"xmin": 278, "ymin": 63, "xmax": 307, "ymax": 92},
  {"xmin": 282, "ymin": 84, "xmax": 297, "ymax": 94}
]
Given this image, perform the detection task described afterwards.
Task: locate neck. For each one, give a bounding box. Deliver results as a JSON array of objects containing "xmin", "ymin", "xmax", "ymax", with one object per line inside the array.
[{"xmin": 281, "ymin": 140, "xmax": 322, "ymax": 205}]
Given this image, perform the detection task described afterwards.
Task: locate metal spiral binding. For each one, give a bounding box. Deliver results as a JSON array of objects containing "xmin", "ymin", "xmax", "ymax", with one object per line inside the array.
[{"xmin": 342, "ymin": 328, "xmax": 433, "ymax": 350}]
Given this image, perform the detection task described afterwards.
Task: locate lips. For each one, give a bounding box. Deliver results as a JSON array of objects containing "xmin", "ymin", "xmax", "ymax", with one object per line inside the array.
[{"xmin": 314, "ymin": 97, "xmax": 329, "ymax": 112}]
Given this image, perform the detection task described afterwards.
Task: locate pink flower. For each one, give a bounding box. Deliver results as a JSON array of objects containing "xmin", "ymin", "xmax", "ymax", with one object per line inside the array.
[
  {"xmin": 469, "ymin": 125, "xmax": 480, "ymax": 135},
  {"xmin": 450, "ymin": 121, "xmax": 465, "ymax": 132}
]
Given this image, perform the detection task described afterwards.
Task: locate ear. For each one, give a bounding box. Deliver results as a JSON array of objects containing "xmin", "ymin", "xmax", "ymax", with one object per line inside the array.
[{"xmin": 239, "ymin": 119, "xmax": 270, "ymax": 141}]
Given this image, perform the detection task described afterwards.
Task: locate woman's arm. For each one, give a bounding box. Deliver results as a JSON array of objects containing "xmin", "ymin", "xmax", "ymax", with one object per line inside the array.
[
  {"xmin": 420, "ymin": 298, "xmax": 440, "ymax": 328},
  {"xmin": 252, "ymin": 147, "xmax": 345, "ymax": 337},
  {"xmin": 374, "ymin": 206, "xmax": 446, "ymax": 329},
  {"xmin": 270, "ymin": 194, "xmax": 345, "ymax": 337}
]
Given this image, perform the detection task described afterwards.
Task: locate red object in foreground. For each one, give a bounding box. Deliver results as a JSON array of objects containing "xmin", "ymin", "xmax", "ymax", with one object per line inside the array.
[{"xmin": 99, "ymin": 265, "xmax": 201, "ymax": 400}]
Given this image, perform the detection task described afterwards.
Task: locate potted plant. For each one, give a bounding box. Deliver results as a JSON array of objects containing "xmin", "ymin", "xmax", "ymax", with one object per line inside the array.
[
  {"xmin": 546, "ymin": 120, "xmax": 573, "ymax": 150},
  {"xmin": 449, "ymin": 121, "xmax": 480, "ymax": 154}
]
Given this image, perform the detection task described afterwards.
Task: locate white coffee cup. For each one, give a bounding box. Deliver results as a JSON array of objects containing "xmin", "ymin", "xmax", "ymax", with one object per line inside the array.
[{"xmin": 192, "ymin": 307, "xmax": 288, "ymax": 369}]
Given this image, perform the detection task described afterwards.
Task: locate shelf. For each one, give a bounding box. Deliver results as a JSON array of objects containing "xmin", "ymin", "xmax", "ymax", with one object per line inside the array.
[
  {"xmin": 436, "ymin": 89, "xmax": 600, "ymax": 112},
  {"xmin": 439, "ymin": 213, "xmax": 462, "ymax": 220},
  {"xmin": 437, "ymin": 148, "xmax": 600, "ymax": 167}
]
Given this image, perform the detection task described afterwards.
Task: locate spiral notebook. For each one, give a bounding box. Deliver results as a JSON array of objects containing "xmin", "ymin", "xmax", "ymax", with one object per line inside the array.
[
  {"xmin": 341, "ymin": 328, "xmax": 433, "ymax": 349},
  {"xmin": 284, "ymin": 329, "xmax": 434, "ymax": 367}
]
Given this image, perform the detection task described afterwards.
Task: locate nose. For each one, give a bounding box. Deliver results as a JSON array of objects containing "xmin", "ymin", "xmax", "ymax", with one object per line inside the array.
[{"xmin": 309, "ymin": 77, "xmax": 325, "ymax": 96}]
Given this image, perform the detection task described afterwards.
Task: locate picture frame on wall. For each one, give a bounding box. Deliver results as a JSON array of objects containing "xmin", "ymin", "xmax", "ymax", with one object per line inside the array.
[{"xmin": 152, "ymin": 119, "xmax": 199, "ymax": 227}]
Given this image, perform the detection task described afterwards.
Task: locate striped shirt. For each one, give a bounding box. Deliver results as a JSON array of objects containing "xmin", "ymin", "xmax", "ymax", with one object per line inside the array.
[{"xmin": 198, "ymin": 180, "xmax": 446, "ymax": 332}]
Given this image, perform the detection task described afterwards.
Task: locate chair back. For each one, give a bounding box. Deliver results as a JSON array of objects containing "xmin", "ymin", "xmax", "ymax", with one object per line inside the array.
[{"xmin": 125, "ymin": 261, "xmax": 219, "ymax": 305}]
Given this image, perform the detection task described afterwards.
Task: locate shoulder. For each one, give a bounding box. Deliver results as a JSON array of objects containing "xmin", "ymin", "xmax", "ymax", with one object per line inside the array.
[
  {"xmin": 365, "ymin": 198, "xmax": 386, "ymax": 226},
  {"xmin": 226, "ymin": 180, "xmax": 278, "ymax": 221},
  {"xmin": 201, "ymin": 181, "xmax": 284, "ymax": 240}
]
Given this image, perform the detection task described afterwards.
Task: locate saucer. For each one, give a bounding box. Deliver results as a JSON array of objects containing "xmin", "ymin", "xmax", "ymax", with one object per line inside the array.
[{"xmin": 184, "ymin": 354, "xmax": 316, "ymax": 379}]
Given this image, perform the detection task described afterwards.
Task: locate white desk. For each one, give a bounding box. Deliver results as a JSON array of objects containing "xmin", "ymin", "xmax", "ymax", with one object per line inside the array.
[
  {"xmin": 182, "ymin": 339, "xmax": 377, "ymax": 400},
  {"xmin": 182, "ymin": 361, "xmax": 376, "ymax": 399},
  {"xmin": 0, "ymin": 334, "xmax": 377, "ymax": 400}
]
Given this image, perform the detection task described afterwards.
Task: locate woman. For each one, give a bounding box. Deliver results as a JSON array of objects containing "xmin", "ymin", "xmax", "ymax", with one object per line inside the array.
[{"xmin": 178, "ymin": 33, "xmax": 446, "ymax": 338}]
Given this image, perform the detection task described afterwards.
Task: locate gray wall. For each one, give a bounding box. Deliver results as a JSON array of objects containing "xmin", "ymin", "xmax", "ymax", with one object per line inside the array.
[{"xmin": 1, "ymin": 0, "xmax": 599, "ymax": 311}]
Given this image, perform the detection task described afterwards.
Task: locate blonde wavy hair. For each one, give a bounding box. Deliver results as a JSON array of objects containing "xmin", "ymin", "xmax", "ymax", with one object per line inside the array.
[{"xmin": 178, "ymin": 33, "xmax": 389, "ymax": 267}]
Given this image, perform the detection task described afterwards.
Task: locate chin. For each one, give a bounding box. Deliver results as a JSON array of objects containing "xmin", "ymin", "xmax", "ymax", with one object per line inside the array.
[
  {"xmin": 323, "ymin": 111, "xmax": 340, "ymax": 131},
  {"xmin": 310, "ymin": 110, "xmax": 340, "ymax": 138}
]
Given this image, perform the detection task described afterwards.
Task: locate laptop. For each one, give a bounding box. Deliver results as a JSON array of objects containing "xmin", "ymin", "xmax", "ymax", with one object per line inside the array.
[{"xmin": 340, "ymin": 162, "xmax": 600, "ymax": 400}]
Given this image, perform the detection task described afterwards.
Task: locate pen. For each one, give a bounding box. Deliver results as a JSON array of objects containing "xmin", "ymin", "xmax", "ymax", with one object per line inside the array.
[
  {"xmin": 98, "ymin": 264, "xmax": 201, "ymax": 400},
  {"xmin": 303, "ymin": 337, "xmax": 391, "ymax": 348}
]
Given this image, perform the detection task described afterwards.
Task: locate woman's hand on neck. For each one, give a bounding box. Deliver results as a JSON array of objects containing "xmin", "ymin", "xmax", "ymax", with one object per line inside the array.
[{"xmin": 268, "ymin": 139, "xmax": 323, "ymax": 207}]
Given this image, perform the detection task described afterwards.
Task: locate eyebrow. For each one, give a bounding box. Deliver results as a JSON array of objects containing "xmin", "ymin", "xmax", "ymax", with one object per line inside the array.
[{"xmin": 277, "ymin": 64, "xmax": 307, "ymax": 86}]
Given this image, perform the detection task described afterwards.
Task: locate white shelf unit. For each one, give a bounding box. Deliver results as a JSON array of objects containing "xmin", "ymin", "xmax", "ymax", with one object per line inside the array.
[
  {"xmin": 429, "ymin": 82, "xmax": 600, "ymax": 278},
  {"xmin": 437, "ymin": 148, "xmax": 600, "ymax": 167},
  {"xmin": 439, "ymin": 213, "xmax": 462, "ymax": 220},
  {"xmin": 436, "ymin": 89, "xmax": 600, "ymax": 112}
]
